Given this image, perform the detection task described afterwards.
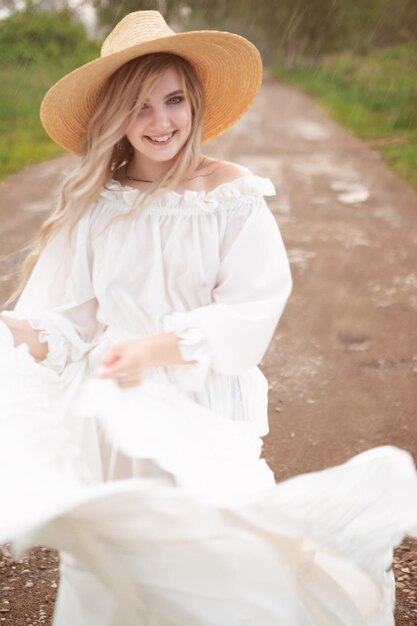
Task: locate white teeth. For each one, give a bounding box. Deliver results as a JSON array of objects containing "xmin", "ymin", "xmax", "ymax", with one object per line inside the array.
[{"xmin": 148, "ymin": 132, "xmax": 174, "ymax": 142}]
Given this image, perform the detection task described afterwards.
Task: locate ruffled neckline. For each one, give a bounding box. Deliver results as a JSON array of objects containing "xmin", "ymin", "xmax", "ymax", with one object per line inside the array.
[{"xmin": 98, "ymin": 175, "xmax": 276, "ymax": 212}]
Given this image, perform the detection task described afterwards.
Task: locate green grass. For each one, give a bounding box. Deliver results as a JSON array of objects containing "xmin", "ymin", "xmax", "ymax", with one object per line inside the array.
[
  {"xmin": 0, "ymin": 42, "xmax": 99, "ymax": 179},
  {"xmin": 271, "ymin": 41, "xmax": 417, "ymax": 190}
]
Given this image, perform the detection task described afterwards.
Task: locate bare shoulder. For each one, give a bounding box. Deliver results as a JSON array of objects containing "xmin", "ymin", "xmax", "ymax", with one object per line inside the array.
[{"xmin": 199, "ymin": 158, "xmax": 254, "ymax": 192}]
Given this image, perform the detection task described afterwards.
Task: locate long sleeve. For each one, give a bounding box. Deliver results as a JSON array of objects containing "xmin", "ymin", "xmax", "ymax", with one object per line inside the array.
[
  {"xmin": 162, "ymin": 192, "xmax": 292, "ymax": 391},
  {"xmin": 2, "ymin": 210, "xmax": 100, "ymax": 374}
]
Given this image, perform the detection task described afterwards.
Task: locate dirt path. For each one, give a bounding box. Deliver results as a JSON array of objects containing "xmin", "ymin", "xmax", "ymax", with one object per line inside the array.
[{"xmin": 1, "ymin": 75, "xmax": 417, "ymax": 624}]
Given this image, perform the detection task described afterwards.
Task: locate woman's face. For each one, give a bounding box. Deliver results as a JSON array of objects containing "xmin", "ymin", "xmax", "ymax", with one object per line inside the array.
[{"xmin": 125, "ymin": 66, "xmax": 192, "ymax": 166}]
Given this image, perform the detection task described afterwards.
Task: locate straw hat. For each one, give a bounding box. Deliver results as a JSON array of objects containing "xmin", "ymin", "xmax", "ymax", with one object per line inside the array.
[{"xmin": 40, "ymin": 10, "xmax": 263, "ymax": 155}]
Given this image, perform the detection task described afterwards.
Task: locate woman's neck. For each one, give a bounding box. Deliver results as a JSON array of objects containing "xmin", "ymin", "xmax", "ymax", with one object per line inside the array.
[
  {"xmin": 126, "ymin": 155, "xmax": 174, "ymax": 182},
  {"xmin": 114, "ymin": 155, "xmax": 226, "ymax": 193}
]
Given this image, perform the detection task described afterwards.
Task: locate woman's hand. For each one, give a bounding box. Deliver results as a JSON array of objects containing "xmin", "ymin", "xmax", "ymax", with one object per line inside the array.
[
  {"xmin": 97, "ymin": 332, "xmax": 192, "ymax": 389},
  {"xmin": 98, "ymin": 338, "xmax": 151, "ymax": 388}
]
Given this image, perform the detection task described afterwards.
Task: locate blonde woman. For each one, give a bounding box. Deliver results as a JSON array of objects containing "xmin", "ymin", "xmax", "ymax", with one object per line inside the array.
[{"xmin": 1, "ymin": 11, "xmax": 417, "ymax": 626}]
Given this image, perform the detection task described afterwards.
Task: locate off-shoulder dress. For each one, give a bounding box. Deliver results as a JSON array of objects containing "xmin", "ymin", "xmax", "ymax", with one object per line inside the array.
[{"xmin": 1, "ymin": 175, "xmax": 416, "ymax": 626}]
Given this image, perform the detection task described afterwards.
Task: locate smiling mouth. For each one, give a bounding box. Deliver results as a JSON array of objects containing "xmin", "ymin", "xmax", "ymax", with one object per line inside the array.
[{"xmin": 145, "ymin": 131, "xmax": 177, "ymax": 145}]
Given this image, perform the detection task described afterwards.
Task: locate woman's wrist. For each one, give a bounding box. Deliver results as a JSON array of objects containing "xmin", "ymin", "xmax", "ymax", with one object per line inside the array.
[
  {"xmin": 140, "ymin": 332, "xmax": 195, "ymax": 368},
  {"xmin": 0, "ymin": 313, "xmax": 48, "ymax": 360}
]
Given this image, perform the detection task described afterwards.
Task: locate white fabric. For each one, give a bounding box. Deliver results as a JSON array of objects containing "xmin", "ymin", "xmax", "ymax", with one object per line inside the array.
[
  {"xmin": 2, "ymin": 175, "xmax": 291, "ymax": 436},
  {"xmin": 1, "ymin": 175, "xmax": 417, "ymax": 626}
]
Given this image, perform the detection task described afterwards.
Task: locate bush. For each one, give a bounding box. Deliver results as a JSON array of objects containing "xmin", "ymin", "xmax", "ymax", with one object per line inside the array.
[
  {"xmin": 0, "ymin": 5, "xmax": 100, "ymax": 178},
  {"xmin": 0, "ymin": 3, "xmax": 91, "ymax": 65}
]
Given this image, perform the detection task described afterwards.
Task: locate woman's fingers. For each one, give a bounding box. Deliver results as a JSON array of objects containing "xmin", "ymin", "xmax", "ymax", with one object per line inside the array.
[
  {"xmin": 102, "ymin": 349, "xmax": 122, "ymax": 366},
  {"xmin": 99, "ymin": 349, "xmax": 129, "ymax": 377},
  {"xmin": 98, "ymin": 357, "xmax": 142, "ymax": 384},
  {"xmin": 116, "ymin": 376, "xmax": 143, "ymax": 388},
  {"xmin": 97, "ymin": 366, "xmax": 142, "ymax": 386},
  {"xmin": 98, "ymin": 364, "xmax": 121, "ymax": 378},
  {"xmin": 98, "ymin": 341, "xmax": 146, "ymax": 386}
]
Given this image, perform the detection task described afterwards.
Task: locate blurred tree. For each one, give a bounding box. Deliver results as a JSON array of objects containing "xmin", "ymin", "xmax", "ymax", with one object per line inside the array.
[
  {"xmin": 1, "ymin": 0, "xmax": 70, "ymax": 10},
  {"xmin": 85, "ymin": 0, "xmax": 417, "ymax": 63},
  {"xmin": 92, "ymin": 0, "xmax": 172, "ymax": 30},
  {"xmin": 374, "ymin": 0, "xmax": 417, "ymax": 45},
  {"xmin": 180, "ymin": 0, "xmax": 416, "ymax": 64},
  {"xmin": 0, "ymin": 1, "xmax": 93, "ymax": 64},
  {"xmin": 177, "ymin": 0, "xmax": 380, "ymax": 65},
  {"xmin": 1, "ymin": 0, "xmax": 18, "ymax": 10}
]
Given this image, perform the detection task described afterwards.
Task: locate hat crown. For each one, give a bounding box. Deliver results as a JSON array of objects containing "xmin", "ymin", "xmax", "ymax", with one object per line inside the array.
[{"xmin": 101, "ymin": 11, "xmax": 175, "ymax": 57}]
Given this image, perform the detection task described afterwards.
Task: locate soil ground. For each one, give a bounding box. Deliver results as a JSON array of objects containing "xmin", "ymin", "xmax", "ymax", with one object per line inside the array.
[{"xmin": 1, "ymin": 75, "xmax": 416, "ymax": 625}]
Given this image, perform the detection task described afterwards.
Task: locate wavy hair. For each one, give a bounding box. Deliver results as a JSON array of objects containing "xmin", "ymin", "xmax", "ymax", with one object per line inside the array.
[{"xmin": 3, "ymin": 52, "xmax": 205, "ymax": 307}]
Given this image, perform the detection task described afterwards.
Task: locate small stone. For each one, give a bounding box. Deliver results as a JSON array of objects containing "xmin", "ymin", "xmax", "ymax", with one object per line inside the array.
[
  {"xmin": 25, "ymin": 581, "xmax": 34, "ymax": 588},
  {"xmin": 51, "ymin": 582, "xmax": 58, "ymax": 588}
]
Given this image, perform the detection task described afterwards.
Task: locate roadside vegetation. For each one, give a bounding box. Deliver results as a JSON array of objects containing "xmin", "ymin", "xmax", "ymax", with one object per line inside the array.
[
  {"xmin": 0, "ymin": 5, "xmax": 99, "ymax": 178},
  {"xmin": 272, "ymin": 42, "xmax": 417, "ymax": 190}
]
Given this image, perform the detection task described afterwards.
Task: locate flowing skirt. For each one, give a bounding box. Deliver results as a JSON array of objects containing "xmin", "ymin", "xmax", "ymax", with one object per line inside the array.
[{"xmin": 1, "ymin": 320, "xmax": 416, "ymax": 626}]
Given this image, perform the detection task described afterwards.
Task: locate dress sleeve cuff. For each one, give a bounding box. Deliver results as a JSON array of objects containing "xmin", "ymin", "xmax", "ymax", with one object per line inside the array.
[
  {"xmin": 25, "ymin": 316, "xmax": 70, "ymax": 374},
  {"xmin": 0, "ymin": 310, "xmax": 70, "ymax": 375},
  {"xmin": 162, "ymin": 312, "xmax": 213, "ymax": 392}
]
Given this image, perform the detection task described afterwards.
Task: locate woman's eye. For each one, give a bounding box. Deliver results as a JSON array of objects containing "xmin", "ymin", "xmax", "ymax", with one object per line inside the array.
[{"xmin": 168, "ymin": 96, "xmax": 183, "ymax": 105}]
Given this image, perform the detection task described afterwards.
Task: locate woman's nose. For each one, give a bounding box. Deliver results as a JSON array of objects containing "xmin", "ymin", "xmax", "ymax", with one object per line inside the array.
[{"xmin": 149, "ymin": 106, "xmax": 170, "ymax": 131}]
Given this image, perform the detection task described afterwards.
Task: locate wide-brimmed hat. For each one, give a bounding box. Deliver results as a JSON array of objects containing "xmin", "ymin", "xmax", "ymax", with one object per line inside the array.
[{"xmin": 40, "ymin": 10, "xmax": 263, "ymax": 155}]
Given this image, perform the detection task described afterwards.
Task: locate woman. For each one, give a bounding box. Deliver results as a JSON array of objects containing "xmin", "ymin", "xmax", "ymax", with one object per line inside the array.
[{"xmin": 1, "ymin": 10, "xmax": 416, "ymax": 626}]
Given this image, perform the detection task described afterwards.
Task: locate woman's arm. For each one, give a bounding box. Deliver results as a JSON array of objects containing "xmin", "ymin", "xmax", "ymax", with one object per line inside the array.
[
  {"xmin": 1, "ymin": 310, "xmax": 188, "ymax": 378},
  {"xmin": 158, "ymin": 191, "xmax": 292, "ymax": 392},
  {"xmin": 98, "ymin": 331, "xmax": 196, "ymax": 387},
  {"xmin": 142, "ymin": 332, "xmax": 195, "ymax": 367},
  {"xmin": 0, "ymin": 313, "xmax": 48, "ymax": 361}
]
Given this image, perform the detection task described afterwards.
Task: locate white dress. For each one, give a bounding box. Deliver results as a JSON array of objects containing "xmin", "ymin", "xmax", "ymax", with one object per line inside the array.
[{"xmin": 1, "ymin": 175, "xmax": 417, "ymax": 626}]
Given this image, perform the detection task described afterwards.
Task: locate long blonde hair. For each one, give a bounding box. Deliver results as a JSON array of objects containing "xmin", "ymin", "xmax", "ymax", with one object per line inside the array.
[{"xmin": 3, "ymin": 52, "xmax": 205, "ymax": 307}]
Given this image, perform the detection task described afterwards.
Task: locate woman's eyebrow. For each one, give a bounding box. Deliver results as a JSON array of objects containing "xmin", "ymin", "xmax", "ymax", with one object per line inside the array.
[
  {"xmin": 164, "ymin": 90, "xmax": 184, "ymax": 98},
  {"xmin": 142, "ymin": 89, "xmax": 185, "ymax": 104}
]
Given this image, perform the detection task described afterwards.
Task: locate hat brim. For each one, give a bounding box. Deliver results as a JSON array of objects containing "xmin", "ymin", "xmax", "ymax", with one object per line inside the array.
[{"xmin": 40, "ymin": 31, "xmax": 262, "ymax": 155}]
